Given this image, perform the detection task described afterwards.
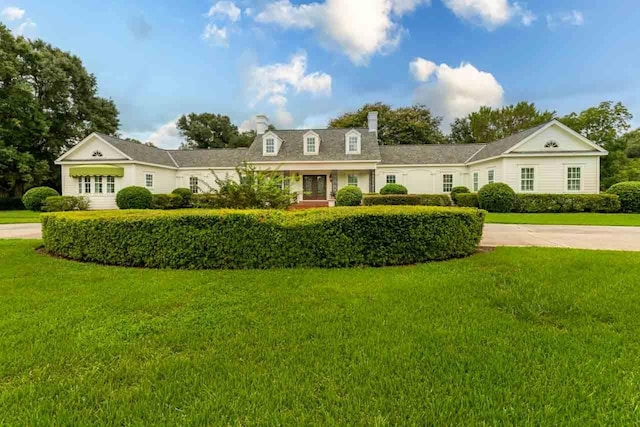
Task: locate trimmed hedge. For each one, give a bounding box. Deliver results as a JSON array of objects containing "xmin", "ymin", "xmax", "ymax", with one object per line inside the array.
[
  {"xmin": 456, "ymin": 193, "xmax": 479, "ymax": 208},
  {"xmin": 116, "ymin": 186, "xmax": 152, "ymax": 209},
  {"xmin": 191, "ymin": 193, "xmax": 225, "ymax": 209},
  {"xmin": 42, "ymin": 196, "xmax": 90, "ymax": 212},
  {"xmin": 450, "ymin": 186, "xmax": 470, "ymax": 204},
  {"xmin": 515, "ymin": 194, "xmax": 620, "ymax": 213},
  {"xmin": 335, "ymin": 186, "xmax": 363, "ymax": 206},
  {"xmin": 151, "ymin": 194, "xmax": 183, "ymax": 210},
  {"xmin": 363, "ymin": 194, "xmax": 452, "ymax": 206},
  {"xmin": 478, "ymin": 183, "xmax": 517, "ymax": 213},
  {"xmin": 380, "ymin": 183, "xmax": 408, "ymax": 195},
  {"xmin": 607, "ymin": 182, "xmax": 640, "ymax": 213},
  {"xmin": 22, "ymin": 187, "xmax": 60, "ymax": 211},
  {"xmin": 171, "ymin": 188, "xmax": 193, "ymax": 207},
  {"xmin": 0, "ymin": 197, "xmax": 24, "ymax": 211},
  {"xmin": 42, "ymin": 206, "xmax": 485, "ymax": 269}
]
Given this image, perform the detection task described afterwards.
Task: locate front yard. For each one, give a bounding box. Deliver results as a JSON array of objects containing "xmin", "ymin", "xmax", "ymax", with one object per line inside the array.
[
  {"xmin": 1, "ymin": 240, "xmax": 640, "ymax": 424},
  {"xmin": 485, "ymin": 212, "xmax": 640, "ymax": 226},
  {"xmin": 0, "ymin": 210, "xmax": 40, "ymax": 224}
]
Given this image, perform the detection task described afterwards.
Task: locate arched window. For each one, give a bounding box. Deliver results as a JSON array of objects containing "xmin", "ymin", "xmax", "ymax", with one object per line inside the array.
[
  {"xmin": 92, "ymin": 150, "xmax": 104, "ymax": 157},
  {"xmin": 544, "ymin": 140, "xmax": 559, "ymax": 149}
]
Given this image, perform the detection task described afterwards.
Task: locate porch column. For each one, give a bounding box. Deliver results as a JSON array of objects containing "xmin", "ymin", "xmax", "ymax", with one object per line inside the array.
[
  {"xmin": 283, "ymin": 170, "xmax": 290, "ymax": 191},
  {"xmin": 369, "ymin": 170, "xmax": 376, "ymax": 193},
  {"xmin": 331, "ymin": 170, "xmax": 338, "ymax": 198}
]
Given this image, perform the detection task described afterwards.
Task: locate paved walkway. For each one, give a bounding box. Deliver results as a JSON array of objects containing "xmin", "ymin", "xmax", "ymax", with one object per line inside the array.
[{"xmin": 3, "ymin": 222, "xmax": 640, "ymax": 252}]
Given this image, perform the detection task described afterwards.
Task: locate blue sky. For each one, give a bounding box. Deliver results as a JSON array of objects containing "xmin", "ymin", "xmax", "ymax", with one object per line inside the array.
[{"xmin": 1, "ymin": 0, "xmax": 639, "ymax": 148}]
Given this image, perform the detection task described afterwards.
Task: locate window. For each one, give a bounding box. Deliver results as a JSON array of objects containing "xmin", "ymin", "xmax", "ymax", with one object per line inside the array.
[
  {"xmin": 473, "ymin": 172, "xmax": 479, "ymax": 192},
  {"xmin": 306, "ymin": 137, "xmax": 316, "ymax": 153},
  {"xmin": 488, "ymin": 169, "xmax": 495, "ymax": 184},
  {"xmin": 442, "ymin": 174, "xmax": 453, "ymax": 193},
  {"xmin": 348, "ymin": 136, "xmax": 358, "ymax": 153},
  {"xmin": 347, "ymin": 174, "xmax": 358, "ymax": 186},
  {"xmin": 345, "ymin": 131, "xmax": 361, "ymax": 154},
  {"xmin": 107, "ymin": 176, "xmax": 115, "ymax": 194},
  {"xmin": 265, "ymin": 138, "xmax": 275, "ymax": 154},
  {"xmin": 521, "ymin": 168, "xmax": 534, "ymax": 191},
  {"xmin": 92, "ymin": 150, "xmax": 103, "ymax": 157},
  {"xmin": 189, "ymin": 177, "xmax": 199, "ymax": 194},
  {"xmin": 95, "ymin": 176, "xmax": 103, "ymax": 194},
  {"xmin": 567, "ymin": 167, "xmax": 581, "ymax": 191},
  {"xmin": 386, "ymin": 175, "xmax": 396, "ymax": 184},
  {"xmin": 544, "ymin": 140, "xmax": 559, "ymax": 149},
  {"xmin": 78, "ymin": 178, "xmax": 83, "ymax": 194},
  {"xmin": 145, "ymin": 173, "xmax": 154, "ymax": 188},
  {"xmin": 84, "ymin": 176, "xmax": 91, "ymax": 194}
]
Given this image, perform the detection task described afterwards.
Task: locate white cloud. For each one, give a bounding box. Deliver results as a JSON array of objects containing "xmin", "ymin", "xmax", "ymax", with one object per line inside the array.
[
  {"xmin": 409, "ymin": 57, "xmax": 437, "ymax": 82},
  {"xmin": 255, "ymin": 0, "xmax": 429, "ymax": 65},
  {"xmin": 546, "ymin": 10, "xmax": 584, "ymax": 29},
  {"xmin": 441, "ymin": 0, "xmax": 535, "ymax": 29},
  {"xmin": 1, "ymin": 6, "xmax": 25, "ymax": 21},
  {"xmin": 202, "ymin": 23, "xmax": 228, "ymax": 46},
  {"xmin": 206, "ymin": 1, "xmax": 242, "ymax": 22},
  {"xmin": 145, "ymin": 119, "xmax": 184, "ymax": 149},
  {"xmin": 15, "ymin": 18, "xmax": 36, "ymax": 36},
  {"xmin": 412, "ymin": 58, "xmax": 504, "ymax": 124}
]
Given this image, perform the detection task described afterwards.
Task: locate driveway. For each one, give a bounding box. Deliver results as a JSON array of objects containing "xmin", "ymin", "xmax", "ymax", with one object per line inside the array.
[{"xmin": 3, "ymin": 222, "xmax": 640, "ymax": 252}]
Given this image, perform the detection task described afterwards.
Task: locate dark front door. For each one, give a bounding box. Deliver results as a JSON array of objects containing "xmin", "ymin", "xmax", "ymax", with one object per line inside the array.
[{"xmin": 303, "ymin": 175, "xmax": 327, "ymax": 200}]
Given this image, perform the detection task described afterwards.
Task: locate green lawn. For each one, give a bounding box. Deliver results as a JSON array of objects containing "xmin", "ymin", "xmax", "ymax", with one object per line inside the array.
[
  {"xmin": 486, "ymin": 212, "xmax": 640, "ymax": 226},
  {"xmin": 0, "ymin": 210, "xmax": 40, "ymax": 224},
  {"xmin": 2, "ymin": 241, "xmax": 640, "ymax": 424}
]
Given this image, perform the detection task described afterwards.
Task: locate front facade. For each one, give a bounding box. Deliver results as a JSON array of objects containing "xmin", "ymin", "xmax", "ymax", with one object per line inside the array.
[{"xmin": 56, "ymin": 113, "xmax": 607, "ymax": 209}]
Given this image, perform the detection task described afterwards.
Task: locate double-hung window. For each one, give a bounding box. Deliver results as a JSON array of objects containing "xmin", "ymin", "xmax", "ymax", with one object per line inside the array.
[
  {"xmin": 145, "ymin": 173, "xmax": 154, "ymax": 189},
  {"xmin": 106, "ymin": 176, "xmax": 115, "ymax": 194},
  {"xmin": 347, "ymin": 174, "xmax": 358, "ymax": 186},
  {"xmin": 442, "ymin": 174, "xmax": 453, "ymax": 193},
  {"xmin": 488, "ymin": 169, "xmax": 495, "ymax": 184},
  {"xmin": 306, "ymin": 137, "xmax": 316, "ymax": 153},
  {"xmin": 189, "ymin": 177, "xmax": 199, "ymax": 194},
  {"xmin": 386, "ymin": 175, "xmax": 396, "ymax": 184},
  {"xmin": 84, "ymin": 176, "xmax": 91, "ymax": 194},
  {"xmin": 567, "ymin": 167, "xmax": 581, "ymax": 191},
  {"xmin": 95, "ymin": 176, "xmax": 103, "ymax": 194},
  {"xmin": 473, "ymin": 172, "xmax": 479, "ymax": 192},
  {"xmin": 78, "ymin": 178, "xmax": 83, "ymax": 194},
  {"xmin": 520, "ymin": 168, "xmax": 535, "ymax": 192},
  {"xmin": 348, "ymin": 136, "xmax": 358, "ymax": 153},
  {"xmin": 265, "ymin": 138, "xmax": 275, "ymax": 154}
]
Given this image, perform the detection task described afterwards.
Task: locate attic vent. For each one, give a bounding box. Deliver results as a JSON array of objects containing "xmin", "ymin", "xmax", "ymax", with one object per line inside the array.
[
  {"xmin": 544, "ymin": 140, "xmax": 559, "ymax": 149},
  {"xmin": 92, "ymin": 150, "xmax": 104, "ymax": 157}
]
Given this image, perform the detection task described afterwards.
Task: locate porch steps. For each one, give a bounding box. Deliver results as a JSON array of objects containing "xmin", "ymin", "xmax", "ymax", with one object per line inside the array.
[{"xmin": 288, "ymin": 201, "xmax": 331, "ymax": 210}]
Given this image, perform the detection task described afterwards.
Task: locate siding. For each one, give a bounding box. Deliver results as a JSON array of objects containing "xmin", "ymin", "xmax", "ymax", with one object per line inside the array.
[
  {"xmin": 376, "ymin": 166, "xmax": 467, "ymax": 193},
  {"xmin": 502, "ymin": 156, "xmax": 600, "ymax": 194}
]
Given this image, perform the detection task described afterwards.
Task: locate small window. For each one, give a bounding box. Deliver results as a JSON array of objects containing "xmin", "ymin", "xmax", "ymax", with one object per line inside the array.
[
  {"xmin": 386, "ymin": 175, "xmax": 396, "ymax": 184},
  {"xmin": 78, "ymin": 178, "xmax": 83, "ymax": 194},
  {"xmin": 107, "ymin": 176, "xmax": 115, "ymax": 194},
  {"xmin": 95, "ymin": 176, "xmax": 103, "ymax": 194},
  {"xmin": 521, "ymin": 168, "xmax": 535, "ymax": 192},
  {"xmin": 488, "ymin": 169, "xmax": 495, "ymax": 184},
  {"xmin": 442, "ymin": 174, "xmax": 453, "ymax": 193},
  {"xmin": 145, "ymin": 173, "xmax": 154, "ymax": 188},
  {"xmin": 544, "ymin": 140, "xmax": 559, "ymax": 149},
  {"xmin": 473, "ymin": 172, "xmax": 479, "ymax": 192},
  {"xmin": 306, "ymin": 137, "xmax": 316, "ymax": 153},
  {"xmin": 567, "ymin": 167, "xmax": 581, "ymax": 191},
  {"xmin": 84, "ymin": 176, "xmax": 91, "ymax": 194},
  {"xmin": 348, "ymin": 136, "xmax": 358, "ymax": 153},
  {"xmin": 347, "ymin": 174, "xmax": 358, "ymax": 186},
  {"xmin": 92, "ymin": 150, "xmax": 103, "ymax": 157},
  {"xmin": 265, "ymin": 138, "xmax": 275, "ymax": 154},
  {"xmin": 189, "ymin": 177, "xmax": 199, "ymax": 194}
]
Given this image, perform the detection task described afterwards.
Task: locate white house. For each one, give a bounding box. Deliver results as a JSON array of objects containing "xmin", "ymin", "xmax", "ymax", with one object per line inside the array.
[{"xmin": 55, "ymin": 112, "xmax": 608, "ymax": 209}]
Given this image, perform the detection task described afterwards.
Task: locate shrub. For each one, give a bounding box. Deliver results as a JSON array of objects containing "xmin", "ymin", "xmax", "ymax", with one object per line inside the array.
[
  {"xmin": 191, "ymin": 193, "xmax": 225, "ymax": 209},
  {"xmin": 456, "ymin": 193, "xmax": 479, "ymax": 208},
  {"xmin": 22, "ymin": 187, "xmax": 60, "ymax": 211},
  {"xmin": 42, "ymin": 206, "xmax": 485, "ymax": 269},
  {"xmin": 151, "ymin": 194, "xmax": 183, "ymax": 210},
  {"xmin": 607, "ymin": 182, "xmax": 640, "ymax": 213},
  {"xmin": 515, "ymin": 194, "xmax": 620, "ymax": 213},
  {"xmin": 380, "ymin": 183, "xmax": 408, "ymax": 195},
  {"xmin": 171, "ymin": 188, "xmax": 193, "ymax": 208},
  {"xmin": 336, "ymin": 186, "xmax": 363, "ymax": 206},
  {"xmin": 363, "ymin": 194, "xmax": 452, "ymax": 206},
  {"xmin": 450, "ymin": 186, "xmax": 470, "ymax": 204},
  {"xmin": 116, "ymin": 186, "xmax": 153, "ymax": 209},
  {"xmin": 42, "ymin": 196, "xmax": 90, "ymax": 212},
  {"xmin": 478, "ymin": 183, "xmax": 517, "ymax": 213},
  {"xmin": 0, "ymin": 197, "xmax": 24, "ymax": 210}
]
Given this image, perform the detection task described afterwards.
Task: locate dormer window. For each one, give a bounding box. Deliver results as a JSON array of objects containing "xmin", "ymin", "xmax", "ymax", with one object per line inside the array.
[
  {"xmin": 303, "ymin": 131, "xmax": 320, "ymax": 155},
  {"xmin": 262, "ymin": 131, "xmax": 281, "ymax": 156},
  {"xmin": 306, "ymin": 137, "xmax": 316, "ymax": 153},
  {"xmin": 544, "ymin": 140, "xmax": 559, "ymax": 149},
  {"xmin": 348, "ymin": 136, "xmax": 358, "ymax": 152},
  {"xmin": 265, "ymin": 138, "xmax": 275, "ymax": 154},
  {"xmin": 345, "ymin": 130, "xmax": 361, "ymax": 154}
]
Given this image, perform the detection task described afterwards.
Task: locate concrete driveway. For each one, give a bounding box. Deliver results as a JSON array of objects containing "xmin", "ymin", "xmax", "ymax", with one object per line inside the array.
[{"xmin": 0, "ymin": 223, "xmax": 42, "ymax": 239}]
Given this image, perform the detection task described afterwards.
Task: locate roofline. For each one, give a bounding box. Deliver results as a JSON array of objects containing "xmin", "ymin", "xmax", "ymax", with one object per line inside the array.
[
  {"xmin": 378, "ymin": 163, "xmax": 466, "ymax": 167},
  {"xmin": 504, "ymin": 119, "xmax": 607, "ymax": 154},
  {"xmin": 166, "ymin": 151, "xmax": 179, "ymax": 167},
  {"xmin": 464, "ymin": 145, "xmax": 488, "ymax": 163},
  {"xmin": 250, "ymin": 159, "xmax": 381, "ymax": 164},
  {"xmin": 57, "ymin": 159, "xmax": 178, "ymax": 170},
  {"xmin": 55, "ymin": 132, "xmax": 134, "ymax": 163}
]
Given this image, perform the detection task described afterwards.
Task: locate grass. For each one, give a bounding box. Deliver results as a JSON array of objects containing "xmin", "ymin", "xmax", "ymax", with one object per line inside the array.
[
  {"xmin": 1, "ymin": 244, "xmax": 639, "ymax": 423},
  {"xmin": 486, "ymin": 212, "xmax": 640, "ymax": 226},
  {"xmin": 0, "ymin": 210, "xmax": 40, "ymax": 224}
]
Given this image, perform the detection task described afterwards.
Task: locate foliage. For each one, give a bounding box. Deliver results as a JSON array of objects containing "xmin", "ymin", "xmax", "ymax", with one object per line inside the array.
[
  {"xmin": 177, "ymin": 113, "xmax": 255, "ymax": 149},
  {"xmin": 0, "ymin": 24, "xmax": 119, "ymax": 196},
  {"xmin": 335, "ymin": 186, "xmax": 363, "ymax": 206},
  {"xmin": 363, "ymin": 194, "xmax": 452, "ymax": 206},
  {"xmin": 379, "ymin": 183, "xmax": 408, "ymax": 195},
  {"xmin": 478, "ymin": 183, "xmax": 517, "ymax": 213},
  {"xmin": 450, "ymin": 186, "xmax": 470, "ymax": 203},
  {"xmin": 455, "ymin": 193, "xmax": 479, "ymax": 208},
  {"xmin": 190, "ymin": 193, "xmax": 225, "ymax": 209},
  {"xmin": 42, "ymin": 206, "xmax": 485, "ymax": 269},
  {"xmin": 0, "ymin": 197, "xmax": 24, "ymax": 211},
  {"xmin": 116, "ymin": 186, "xmax": 153, "ymax": 210},
  {"xmin": 22, "ymin": 187, "xmax": 60, "ymax": 211},
  {"xmin": 171, "ymin": 188, "xmax": 193, "ymax": 207},
  {"xmin": 514, "ymin": 194, "xmax": 620, "ymax": 213},
  {"xmin": 151, "ymin": 194, "xmax": 183, "ymax": 210},
  {"xmin": 42, "ymin": 196, "xmax": 90, "ymax": 212},
  {"xmin": 449, "ymin": 102, "xmax": 556, "ymax": 144},
  {"xmin": 607, "ymin": 182, "xmax": 640, "ymax": 213},
  {"xmin": 328, "ymin": 102, "xmax": 447, "ymax": 145}
]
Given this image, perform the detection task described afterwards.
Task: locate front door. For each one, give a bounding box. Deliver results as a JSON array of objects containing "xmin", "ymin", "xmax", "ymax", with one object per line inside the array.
[{"xmin": 303, "ymin": 175, "xmax": 327, "ymax": 200}]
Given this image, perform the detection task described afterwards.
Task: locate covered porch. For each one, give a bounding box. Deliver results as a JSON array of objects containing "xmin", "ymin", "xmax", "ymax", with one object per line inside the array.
[{"xmin": 282, "ymin": 169, "xmax": 377, "ymax": 207}]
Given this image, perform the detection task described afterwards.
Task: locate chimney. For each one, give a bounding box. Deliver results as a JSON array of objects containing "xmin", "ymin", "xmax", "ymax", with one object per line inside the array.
[
  {"xmin": 256, "ymin": 114, "xmax": 269, "ymax": 135},
  {"xmin": 368, "ymin": 111, "xmax": 378, "ymax": 133}
]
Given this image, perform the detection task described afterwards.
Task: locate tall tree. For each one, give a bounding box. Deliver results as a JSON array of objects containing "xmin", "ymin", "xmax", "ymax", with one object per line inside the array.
[
  {"xmin": 328, "ymin": 102, "xmax": 446, "ymax": 145},
  {"xmin": 449, "ymin": 102, "xmax": 557, "ymax": 144},
  {"xmin": 177, "ymin": 113, "xmax": 240, "ymax": 149},
  {"xmin": 0, "ymin": 24, "xmax": 119, "ymax": 195}
]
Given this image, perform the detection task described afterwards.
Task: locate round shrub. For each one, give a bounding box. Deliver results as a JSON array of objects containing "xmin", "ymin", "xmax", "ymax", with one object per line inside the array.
[
  {"xmin": 116, "ymin": 186, "xmax": 152, "ymax": 209},
  {"xmin": 171, "ymin": 187, "xmax": 193, "ymax": 207},
  {"xmin": 22, "ymin": 187, "xmax": 60, "ymax": 211},
  {"xmin": 380, "ymin": 183, "xmax": 408, "ymax": 195},
  {"xmin": 478, "ymin": 183, "xmax": 517, "ymax": 213},
  {"xmin": 607, "ymin": 181, "xmax": 640, "ymax": 213},
  {"xmin": 41, "ymin": 207, "xmax": 486, "ymax": 269},
  {"xmin": 336, "ymin": 186, "xmax": 363, "ymax": 206},
  {"xmin": 450, "ymin": 186, "xmax": 470, "ymax": 204}
]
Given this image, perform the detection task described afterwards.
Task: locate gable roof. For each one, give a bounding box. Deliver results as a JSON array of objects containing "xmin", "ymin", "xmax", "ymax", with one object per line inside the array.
[
  {"xmin": 379, "ymin": 144, "xmax": 485, "ymax": 165},
  {"xmin": 167, "ymin": 148, "xmax": 248, "ymax": 168},
  {"xmin": 466, "ymin": 122, "xmax": 549, "ymax": 163},
  {"xmin": 96, "ymin": 133, "xmax": 178, "ymax": 167}
]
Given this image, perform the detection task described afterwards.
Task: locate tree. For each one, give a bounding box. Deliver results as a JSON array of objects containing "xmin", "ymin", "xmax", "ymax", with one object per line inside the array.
[
  {"xmin": 449, "ymin": 102, "xmax": 557, "ymax": 144},
  {"xmin": 177, "ymin": 113, "xmax": 239, "ymax": 149},
  {"xmin": 0, "ymin": 24, "xmax": 119, "ymax": 196},
  {"xmin": 328, "ymin": 102, "xmax": 446, "ymax": 145}
]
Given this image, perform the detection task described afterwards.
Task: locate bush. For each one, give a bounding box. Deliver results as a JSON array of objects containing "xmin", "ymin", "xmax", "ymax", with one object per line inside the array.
[
  {"xmin": 171, "ymin": 188, "xmax": 193, "ymax": 208},
  {"xmin": 451, "ymin": 186, "xmax": 470, "ymax": 204},
  {"xmin": 478, "ymin": 183, "xmax": 517, "ymax": 213},
  {"xmin": 363, "ymin": 194, "xmax": 452, "ymax": 206},
  {"xmin": 151, "ymin": 194, "xmax": 183, "ymax": 210},
  {"xmin": 607, "ymin": 182, "xmax": 640, "ymax": 213},
  {"xmin": 42, "ymin": 196, "xmax": 90, "ymax": 212},
  {"xmin": 42, "ymin": 206, "xmax": 485, "ymax": 269},
  {"xmin": 515, "ymin": 194, "xmax": 620, "ymax": 213},
  {"xmin": 116, "ymin": 186, "xmax": 153, "ymax": 210},
  {"xmin": 0, "ymin": 197, "xmax": 24, "ymax": 210},
  {"xmin": 456, "ymin": 193, "xmax": 479, "ymax": 208},
  {"xmin": 22, "ymin": 187, "xmax": 60, "ymax": 211},
  {"xmin": 336, "ymin": 186, "xmax": 363, "ymax": 206},
  {"xmin": 191, "ymin": 193, "xmax": 225, "ymax": 209},
  {"xmin": 380, "ymin": 183, "xmax": 408, "ymax": 195}
]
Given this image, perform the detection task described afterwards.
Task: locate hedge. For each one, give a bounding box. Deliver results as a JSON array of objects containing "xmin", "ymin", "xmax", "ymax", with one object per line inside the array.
[
  {"xmin": 607, "ymin": 182, "xmax": 640, "ymax": 213},
  {"xmin": 22, "ymin": 187, "xmax": 60, "ymax": 211},
  {"xmin": 514, "ymin": 194, "xmax": 620, "ymax": 213},
  {"xmin": 478, "ymin": 183, "xmax": 517, "ymax": 213},
  {"xmin": 171, "ymin": 188, "xmax": 193, "ymax": 207},
  {"xmin": 456, "ymin": 193, "xmax": 479, "ymax": 208},
  {"xmin": 42, "ymin": 206, "xmax": 485, "ymax": 269},
  {"xmin": 116, "ymin": 186, "xmax": 152, "ymax": 209},
  {"xmin": 42, "ymin": 196, "xmax": 90, "ymax": 212},
  {"xmin": 380, "ymin": 183, "xmax": 408, "ymax": 195},
  {"xmin": 151, "ymin": 194, "xmax": 183, "ymax": 210},
  {"xmin": 335, "ymin": 186, "xmax": 363, "ymax": 206},
  {"xmin": 450, "ymin": 186, "xmax": 470, "ymax": 204},
  {"xmin": 363, "ymin": 194, "xmax": 452, "ymax": 206},
  {"xmin": 0, "ymin": 197, "xmax": 24, "ymax": 210}
]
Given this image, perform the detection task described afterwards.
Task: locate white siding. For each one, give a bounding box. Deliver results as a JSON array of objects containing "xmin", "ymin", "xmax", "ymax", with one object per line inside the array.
[
  {"xmin": 176, "ymin": 169, "xmax": 238, "ymax": 193},
  {"xmin": 502, "ymin": 156, "xmax": 600, "ymax": 194},
  {"xmin": 133, "ymin": 165, "xmax": 176, "ymax": 194},
  {"xmin": 513, "ymin": 126, "xmax": 593, "ymax": 153},
  {"xmin": 63, "ymin": 136, "xmax": 128, "ymax": 161},
  {"xmin": 61, "ymin": 164, "xmax": 134, "ymax": 210},
  {"xmin": 337, "ymin": 171, "xmax": 370, "ymax": 194},
  {"xmin": 376, "ymin": 166, "xmax": 467, "ymax": 193}
]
